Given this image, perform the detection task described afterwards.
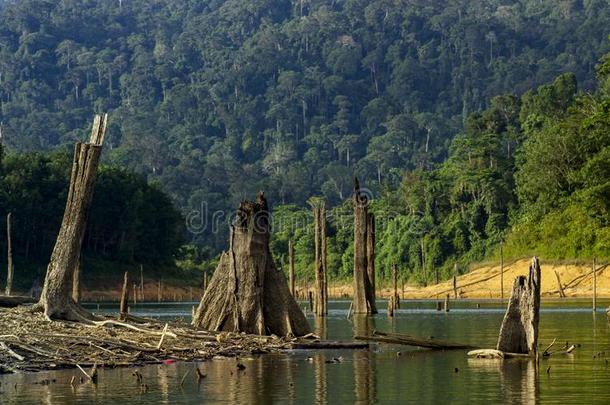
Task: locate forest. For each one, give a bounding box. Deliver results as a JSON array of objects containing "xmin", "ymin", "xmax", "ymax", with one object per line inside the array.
[{"xmin": 0, "ymin": 0, "xmax": 609, "ymax": 285}]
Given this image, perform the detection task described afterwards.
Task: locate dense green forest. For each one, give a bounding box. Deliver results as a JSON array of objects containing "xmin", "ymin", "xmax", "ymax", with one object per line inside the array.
[
  {"xmin": 0, "ymin": 0, "xmax": 609, "ymax": 285},
  {"xmin": 271, "ymin": 52, "xmax": 610, "ymax": 284},
  {"xmin": 0, "ymin": 147, "xmax": 185, "ymax": 289}
]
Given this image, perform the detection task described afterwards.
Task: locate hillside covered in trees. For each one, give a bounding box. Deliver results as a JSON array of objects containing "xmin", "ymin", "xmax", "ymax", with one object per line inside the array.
[{"xmin": 0, "ymin": 0, "xmax": 609, "ymax": 283}]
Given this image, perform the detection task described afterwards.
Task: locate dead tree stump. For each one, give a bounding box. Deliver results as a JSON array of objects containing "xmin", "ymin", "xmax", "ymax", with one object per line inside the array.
[
  {"xmin": 352, "ymin": 178, "xmax": 377, "ymax": 314},
  {"xmin": 366, "ymin": 213, "xmax": 376, "ymax": 308},
  {"xmin": 119, "ymin": 271, "xmax": 129, "ymax": 319},
  {"xmin": 35, "ymin": 114, "xmax": 108, "ymax": 321},
  {"xmin": 311, "ymin": 199, "xmax": 328, "ymax": 316},
  {"xmin": 192, "ymin": 192, "xmax": 310, "ymax": 336},
  {"xmin": 496, "ymin": 257, "xmax": 541, "ymax": 355}
]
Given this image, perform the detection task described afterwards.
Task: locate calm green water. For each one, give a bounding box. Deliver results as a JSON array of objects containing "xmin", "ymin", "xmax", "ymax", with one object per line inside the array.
[{"xmin": 1, "ymin": 299, "xmax": 609, "ymax": 404}]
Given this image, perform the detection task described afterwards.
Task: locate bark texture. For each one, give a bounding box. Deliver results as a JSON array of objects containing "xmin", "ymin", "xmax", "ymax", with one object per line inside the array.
[
  {"xmin": 72, "ymin": 255, "xmax": 81, "ymax": 303},
  {"xmin": 36, "ymin": 114, "xmax": 108, "ymax": 321},
  {"xmin": 496, "ymin": 257, "xmax": 541, "ymax": 355},
  {"xmin": 192, "ymin": 193, "xmax": 310, "ymax": 336},
  {"xmin": 352, "ymin": 178, "xmax": 377, "ymax": 314},
  {"xmin": 311, "ymin": 199, "xmax": 328, "ymax": 316}
]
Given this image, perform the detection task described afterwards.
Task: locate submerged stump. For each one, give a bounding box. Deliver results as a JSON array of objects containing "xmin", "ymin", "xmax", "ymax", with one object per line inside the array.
[
  {"xmin": 352, "ymin": 178, "xmax": 377, "ymax": 314},
  {"xmin": 496, "ymin": 257, "xmax": 541, "ymax": 355},
  {"xmin": 192, "ymin": 192, "xmax": 310, "ymax": 336}
]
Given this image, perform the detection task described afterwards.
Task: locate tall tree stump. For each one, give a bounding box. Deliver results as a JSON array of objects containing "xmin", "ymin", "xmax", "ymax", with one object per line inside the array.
[
  {"xmin": 192, "ymin": 192, "xmax": 310, "ymax": 336},
  {"xmin": 36, "ymin": 114, "xmax": 108, "ymax": 321},
  {"xmin": 391, "ymin": 264, "xmax": 400, "ymax": 309},
  {"xmin": 311, "ymin": 198, "xmax": 328, "ymax": 316},
  {"xmin": 366, "ymin": 213, "xmax": 376, "ymax": 308},
  {"xmin": 496, "ymin": 257, "xmax": 541, "ymax": 355},
  {"xmin": 352, "ymin": 178, "xmax": 377, "ymax": 314}
]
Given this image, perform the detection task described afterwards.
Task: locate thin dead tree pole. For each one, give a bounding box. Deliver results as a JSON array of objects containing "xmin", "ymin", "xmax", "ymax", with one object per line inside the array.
[
  {"xmin": 140, "ymin": 264, "xmax": 144, "ymax": 301},
  {"xmin": 35, "ymin": 114, "xmax": 108, "ymax": 321},
  {"xmin": 500, "ymin": 243, "xmax": 504, "ymax": 302},
  {"xmin": 453, "ymin": 263, "xmax": 458, "ymax": 300},
  {"xmin": 5, "ymin": 212, "xmax": 14, "ymax": 296},
  {"xmin": 592, "ymin": 257, "xmax": 597, "ymax": 312},
  {"xmin": 321, "ymin": 203, "xmax": 328, "ymax": 314},
  {"xmin": 157, "ymin": 280, "xmax": 161, "ymax": 303},
  {"xmin": 119, "ymin": 271, "xmax": 129, "ymax": 319},
  {"xmin": 288, "ymin": 240, "xmax": 296, "ymax": 298},
  {"xmin": 311, "ymin": 199, "xmax": 328, "ymax": 316},
  {"xmin": 392, "ymin": 264, "xmax": 400, "ymax": 309}
]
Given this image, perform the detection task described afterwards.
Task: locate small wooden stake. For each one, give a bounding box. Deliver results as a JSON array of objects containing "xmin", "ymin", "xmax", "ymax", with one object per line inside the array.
[
  {"xmin": 444, "ymin": 294, "xmax": 450, "ymax": 312},
  {"xmin": 5, "ymin": 212, "xmax": 13, "ymax": 296},
  {"xmin": 453, "ymin": 263, "xmax": 458, "ymax": 299},
  {"xmin": 392, "ymin": 264, "xmax": 400, "ymax": 309}
]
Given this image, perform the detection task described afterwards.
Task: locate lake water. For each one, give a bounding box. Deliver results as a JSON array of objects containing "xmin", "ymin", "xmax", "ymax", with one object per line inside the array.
[{"xmin": 1, "ymin": 299, "xmax": 609, "ymax": 404}]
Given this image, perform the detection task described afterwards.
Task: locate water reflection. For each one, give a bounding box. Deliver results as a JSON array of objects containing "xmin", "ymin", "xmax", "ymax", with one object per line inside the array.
[{"xmin": 468, "ymin": 358, "xmax": 538, "ymax": 404}]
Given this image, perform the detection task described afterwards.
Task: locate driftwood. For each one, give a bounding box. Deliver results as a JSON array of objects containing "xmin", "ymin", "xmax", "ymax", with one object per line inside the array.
[
  {"xmin": 192, "ymin": 192, "xmax": 310, "ymax": 336},
  {"xmin": 354, "ymin": 331, "xmax": 476, "ymax": 350},
  {"xmin": 34, "ymin": 114, "xmax": 108, "ymax": 321},
  {"xmin": 496, "ymin": 257, "xmax": 541, "ymax": 355},
  {"xmin": 467, "ymin": 349, "xmax": 532, "ymax": 359},
  {"xmin": 352, "ymin": 178, "xmax": 377, "ymax": 314}
]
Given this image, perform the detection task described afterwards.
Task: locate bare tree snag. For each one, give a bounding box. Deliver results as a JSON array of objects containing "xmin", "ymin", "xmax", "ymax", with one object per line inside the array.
[
  {"xmin": 35, "ymin": 114, "xmax": 108, "ymax": 321},
  {"xmin": 192, "ymin": 192, "xmax": 310, "ymax": 336},
  {"xmin": 140, "ymin": 264, "xmax": 144, "ymax": 301},
  {"xmin": 119, "ymin": 271, "xmax": 129, "ymax": 319},
  {"xmin": 352, "ymin": 178, "xmax": 377, "ymax": 314},
  {"xmin": 311, "ymin": 199, "xmax": 328, "ymax": 316},
  {"xmin": 554, "ymin": 271, "xmax": 565, "ymax": 298},
  {"xmin": 392, "ymin": 264, "xmax": 400, "ymax": 309},
  {"xmin": 5, "ymin": 212, "xmax": 14, "ymax": 296},
  {"xmin": 288, "ymin": 240, "xmax": 295, "ymax": 298},
  {"xmin": 496, "ymin": 257, "xmax": 541, "ymax": 355},
  {"xmin": 72, "ymin": 255, "xmax": 81, "ymax": 303}
]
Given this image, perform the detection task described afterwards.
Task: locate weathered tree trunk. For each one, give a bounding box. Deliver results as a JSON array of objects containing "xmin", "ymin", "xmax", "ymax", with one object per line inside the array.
[
  {"xmin": 72, "ymin": 255, "xmax": 81, "ymax": 303},
  {"xmin": 288, "ymin": 240, "xmax": 295, "ymax": 298},
  {"xmin": 311, "ymin": 199, "xmax": 327, "ymax": 316},
  {"xmin": 352, "ymin": 178, "xmax": 377, "ymax": 314},
  {"xmin": 192, "ymin": 193, "xmax": 310, "ymax": 336},
  {"xmin": 496, "ymin": 257, "xmax": 541, "ymax": 355},
  {"xmin": 35, "ymin": 114, "xmax": 108, "ymax": 321},
  {"xmin": 5, "ymin": 212, "xmax": 13, "ymax": 296}
]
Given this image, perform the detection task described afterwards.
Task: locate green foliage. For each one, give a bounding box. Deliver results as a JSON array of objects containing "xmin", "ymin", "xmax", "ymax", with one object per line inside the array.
[
  {"xmin": 0, "ymin": 150, "xmax": 185, "ymax": 284},
  {"xmin": 1, "ymin": 0, "xmax": 609, "ymax": 254}
]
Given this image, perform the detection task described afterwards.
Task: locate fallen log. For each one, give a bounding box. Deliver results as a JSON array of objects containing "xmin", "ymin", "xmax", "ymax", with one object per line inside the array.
[
  {"xmin": 0, "ymin": 295, "xmax": 36, "ymax": 307},
  {"xmin": 467, "ymin": 349, "xmax": 532, "ymax": 359},
  {"xmin": 354, "ymin": 331, "xmax": 476, "ymax": 350},
  {"xmin": 290, "ymin": 341, "xmax": 370, "ymax": 350}
]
